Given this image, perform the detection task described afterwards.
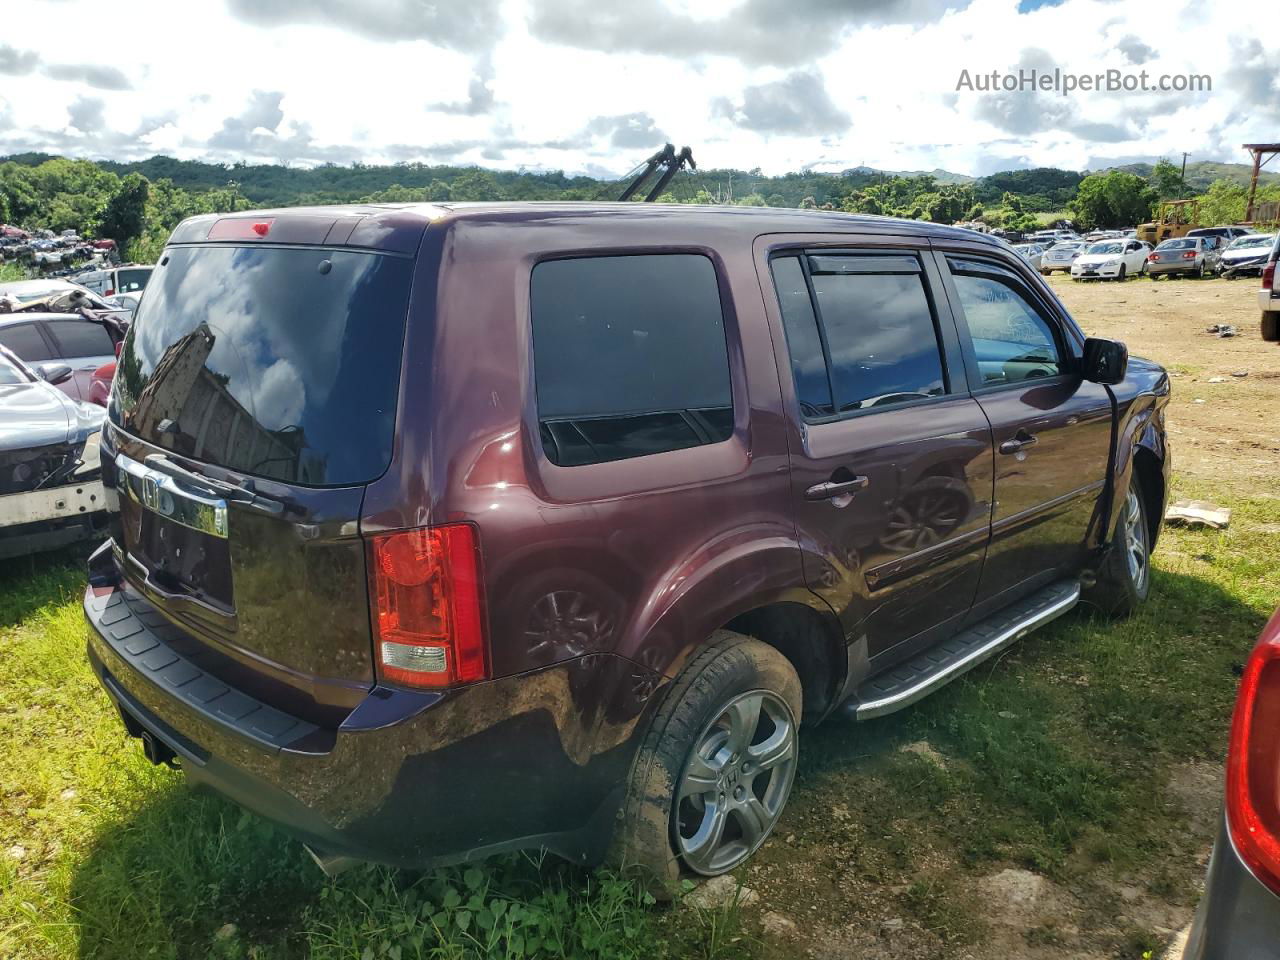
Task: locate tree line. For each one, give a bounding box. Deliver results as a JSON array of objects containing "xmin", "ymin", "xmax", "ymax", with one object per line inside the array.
[{"xmin": 3, "ymin": 152, "xmax": 1277, "ymax": 262}]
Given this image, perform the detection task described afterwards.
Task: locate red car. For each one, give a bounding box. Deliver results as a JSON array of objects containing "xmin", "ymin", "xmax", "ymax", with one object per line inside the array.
[
  {"xmin": 1182, "ymin": 606, "xmax": 1280, "ymax": 956},
  {"xmin": 89, "ymin": 360, "xmax": 114, "ymax": 406}
]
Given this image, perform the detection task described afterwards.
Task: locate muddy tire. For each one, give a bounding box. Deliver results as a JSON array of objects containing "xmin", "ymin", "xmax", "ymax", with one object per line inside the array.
[
  {"xmin": 610, "ymin": 630, "xmax": 802, "ymax": 896},
  {"xmin": 1262, "ymin": 311, "xmax": 1280, "ymax": 342},
  {"xmin": 1116, "ymin": 264, "xmax": 1126, "ymax": 282},
  {"xmin": 1085, "ymin": 473, "xmax": 1152, "ymax": 618}
]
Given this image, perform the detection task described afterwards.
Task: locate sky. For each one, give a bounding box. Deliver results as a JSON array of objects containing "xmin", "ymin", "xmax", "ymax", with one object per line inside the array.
[{"xmin": 0, "ymin": 0, "xmax": 1277, "ymax": 179}]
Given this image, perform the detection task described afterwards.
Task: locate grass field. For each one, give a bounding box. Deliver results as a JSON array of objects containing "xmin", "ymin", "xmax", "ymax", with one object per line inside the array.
[
  {"xmin": 2, "ymin": 275, "xmax": 1278, "ymax": 958},
  {"xmin": 2, "ymin": 480, "xmax": 1274, "ymax": 959}
]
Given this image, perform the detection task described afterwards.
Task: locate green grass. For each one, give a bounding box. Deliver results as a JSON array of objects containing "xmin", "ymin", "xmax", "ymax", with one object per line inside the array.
[{"xmin": 2, "ymin": 478, "xmax": 1277, "ymax": 957}]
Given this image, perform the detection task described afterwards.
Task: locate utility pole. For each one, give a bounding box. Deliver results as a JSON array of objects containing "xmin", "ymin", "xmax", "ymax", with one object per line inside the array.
[
  {"xmin": 1242, "ymin": 144, "xmax": 1280, "ymax": 223},
  {"xmin": 1180, "ymin": 152, "xmax": 1189, "ymax": 196}
]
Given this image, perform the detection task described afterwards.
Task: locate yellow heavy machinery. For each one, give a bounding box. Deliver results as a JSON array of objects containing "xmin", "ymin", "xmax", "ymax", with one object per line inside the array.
[{"xmin": 1137, "ymin": 199, "xmax": 1200, "ymax": 245}]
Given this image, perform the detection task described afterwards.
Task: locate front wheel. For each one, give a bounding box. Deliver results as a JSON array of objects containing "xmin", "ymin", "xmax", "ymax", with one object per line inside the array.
[
  {"xmin": 1116, "ymin": 264, "xmax": 1127, "ymax": 282},
  {"xmin": 1085, "ymin": 476, "xmax": 1152, "ymax": 617},
  {"xmin": 612, "ymin": 631, "xmax": 801, "ymax": 892}
]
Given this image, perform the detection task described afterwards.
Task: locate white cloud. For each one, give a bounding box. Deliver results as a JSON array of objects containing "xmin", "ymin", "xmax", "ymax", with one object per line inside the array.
[{"xmin": 0, "ymin": 0, "xmax": 1274, "ymax": 176}]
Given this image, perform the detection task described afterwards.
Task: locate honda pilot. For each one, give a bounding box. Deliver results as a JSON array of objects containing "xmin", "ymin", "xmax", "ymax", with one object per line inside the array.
[{"xmin": 84, "ymin": 203, "xmax": 1170, "ymax": 887}]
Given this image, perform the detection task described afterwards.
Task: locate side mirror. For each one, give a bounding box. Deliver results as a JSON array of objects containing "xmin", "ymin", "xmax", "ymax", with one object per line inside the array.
[
  {"xmin": 1081, "ymin": 337, "xmax": 1128, "ymax": 385},
  {"xmin": 37, "ymin": 363, "xmax": 74, "ymax": 385}
]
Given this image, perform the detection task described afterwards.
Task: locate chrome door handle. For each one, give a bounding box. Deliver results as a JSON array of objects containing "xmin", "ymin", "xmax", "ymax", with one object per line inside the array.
[
  {"xmin": 998, "ymin": 433, "xmax": 1039, "ymax": 455},
  {"xmin": 805, "ymin": 476, "xmax": 869, "ymax": 501}
]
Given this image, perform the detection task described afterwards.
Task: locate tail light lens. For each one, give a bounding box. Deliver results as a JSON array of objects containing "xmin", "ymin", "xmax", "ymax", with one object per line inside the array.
[
  {"xmin": 1183, "ymin": 252, "xmax": 1197, "ymax": 260},
  {"xmin": 1263, "ymin": 261, "xmax": 1275, "ymax": 291},
  {"xmin": 368, "ymin": 524, "xmax": 488, "ymax": 689},
  {"xmin": 1226, "ymin": 611, "xmax": 1280, "ymax": 896},
  {"xmin": 1147, "ymin": 253, "xmax": 1158, "ymax": 262}
]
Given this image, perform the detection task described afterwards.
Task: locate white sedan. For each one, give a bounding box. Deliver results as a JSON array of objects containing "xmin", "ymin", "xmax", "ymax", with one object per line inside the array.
[{"xmin": 1070, "ymin": 239, "xmax": 1152, "ymax": 281}]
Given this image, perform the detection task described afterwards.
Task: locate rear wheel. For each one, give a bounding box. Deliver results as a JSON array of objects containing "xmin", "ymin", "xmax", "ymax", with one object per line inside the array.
[
  {"xmin": 1263, "ymin": 311, "xmax": 1280, "ymax": 342},
  {"xmin": 1194, "ymin": 261, "xmax": 1205, "ymax": 279},
  {"xmin": 1086, "ymin": 474, "xmax": 1152, "ymax": 617},
  {"xmin": 611, "ymin": 631, "xmax": 801, "ymax": 892}
]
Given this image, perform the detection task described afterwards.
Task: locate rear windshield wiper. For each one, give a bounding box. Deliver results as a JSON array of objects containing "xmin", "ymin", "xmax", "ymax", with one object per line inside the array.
[{"xmin": 143, "ymin": 453, "xmax": 290, "ymax": 518}]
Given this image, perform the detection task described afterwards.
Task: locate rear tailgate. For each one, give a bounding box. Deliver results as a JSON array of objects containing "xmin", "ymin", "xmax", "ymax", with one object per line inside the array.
[{"xmin": 105, "ymin": 239, "xmax": 416, "ymax": 719}]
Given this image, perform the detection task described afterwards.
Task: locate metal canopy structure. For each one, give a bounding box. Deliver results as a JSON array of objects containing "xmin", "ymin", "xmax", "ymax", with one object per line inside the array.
[
  {"xmin": 1243, "ymin": 143, "xmax": 1280, "ymax": 223},
  {"xmin": 617, "ymin": 144, "xmax": 697, "ymax": 203}
]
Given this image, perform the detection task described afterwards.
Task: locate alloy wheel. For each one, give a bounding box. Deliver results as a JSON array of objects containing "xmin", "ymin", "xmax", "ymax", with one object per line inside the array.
[
  {"xmin": 1123, "ymin": 487, "xmax": 1149, "ymax": 593},
  {"xmin": 674, "ymin": 689, "xmax": 797, "ymax": 875}
]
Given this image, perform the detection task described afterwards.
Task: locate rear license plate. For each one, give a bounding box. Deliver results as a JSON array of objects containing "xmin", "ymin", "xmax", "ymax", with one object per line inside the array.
[{"xmin": 116, "ymin": 453, "xmax": 235, "ymax": 608}]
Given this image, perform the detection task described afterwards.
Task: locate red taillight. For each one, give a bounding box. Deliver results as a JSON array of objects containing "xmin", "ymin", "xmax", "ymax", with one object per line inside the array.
[
  {"xmin": 208, "ymin": 217, "xmax": 275, "ymax": 240},
  {"xmin": 1183, "ymin": 251, "xmax": 1197, "ymax": 260},
  {"xmin": 1226, "ymin": 611, "xmax": 1280, "ymax": 896},
  {"xmin": 1147, "ymin": 254, "xmax": 1158, "ymax": 262},
  {"xmin": 1263, "ymin": 261, "xmax": 1275, "ymax": 291},
  {"xmin": 104, "ymin": 288, "xmax": 114, "ymax": 297},
  {"xmin": 368, "ymin": 524, "xmax": 488, "ymax": 689}
]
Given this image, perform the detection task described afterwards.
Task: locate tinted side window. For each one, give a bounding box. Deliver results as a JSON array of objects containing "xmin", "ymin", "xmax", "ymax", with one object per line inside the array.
[
  {"xmin": 808, "ymin": 255, "xmax": 946, "ymax": 413},
  {"xmin": 531, "ymin": 254, "xmax": 734, "ymax": 467},
  {"xmin": 947, "ymin": 258, "xmax": 1064, "ymax": 385},
  {"xmin": 0, "ymin": 323, "xmax": 53, "ymax": 362},
  {"xmin": 46, "ymin": 319, "xmax": 115, "ymax": 358},
  {"xmin": 770, "ymin": 256, "xmax": 834, "ymax": 418}
]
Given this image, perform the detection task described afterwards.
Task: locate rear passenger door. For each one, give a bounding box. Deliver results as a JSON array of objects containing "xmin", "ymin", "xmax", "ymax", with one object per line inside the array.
[
  {"xmin": 937, "ymin": 253, "xmax": 1113, "ymax": 614},
  {"xmin": 766, "ymin": 246, "xmax": 995, "ymax": 663}
]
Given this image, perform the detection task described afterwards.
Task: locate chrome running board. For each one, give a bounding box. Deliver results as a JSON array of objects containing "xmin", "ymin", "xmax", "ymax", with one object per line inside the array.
[{"xmin": 843, "ymin": 580, "xmax": 1081, "ymax": 721}]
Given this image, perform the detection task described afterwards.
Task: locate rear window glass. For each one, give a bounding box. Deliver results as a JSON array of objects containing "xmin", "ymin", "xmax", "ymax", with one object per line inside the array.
[
  {"xmin": 114, "ymin": 268, "xmax": 151, "ymax": 293},
  {"xmin": 530, "ymin": 254, "xmax": 733, "ymax": 467},
  {"xmin": 47, "ymin": 318, "xmax": 114, "ymax": 358},
  {"xmin": 111, "ymin": 245, "xmax": 412, "ymax": 486},
  {"xmin": 1159, "ymin": 239, "xmax": 1196, "ymax": 250}
]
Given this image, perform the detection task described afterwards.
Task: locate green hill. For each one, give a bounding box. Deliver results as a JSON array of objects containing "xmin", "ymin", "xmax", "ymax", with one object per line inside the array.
[{"xmin": 1100, "ymin": 160, "xmax": 1280, "ymax": 193}]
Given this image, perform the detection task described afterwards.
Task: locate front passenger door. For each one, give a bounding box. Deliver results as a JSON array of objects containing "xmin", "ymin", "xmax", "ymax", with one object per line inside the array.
[{"xmin": 940, "ymin": 254, "xmax": 1113, "ymax": 615}]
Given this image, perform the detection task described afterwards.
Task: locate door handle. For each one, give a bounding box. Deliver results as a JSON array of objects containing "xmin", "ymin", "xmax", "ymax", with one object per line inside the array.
[
  {"xmin": 805, "ymin": 476, "xmax": 869, "ymax": 501},
  {"xmin": 998, "ymin": 432, "xmax": 1039, "ymax": 455}
]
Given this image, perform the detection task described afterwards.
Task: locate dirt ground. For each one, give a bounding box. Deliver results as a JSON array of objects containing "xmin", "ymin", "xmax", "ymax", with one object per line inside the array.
[
  {"xmin": 716, "ymin": 274, "xmax": 1279, "ymax": 959},
  {"xmin": 1050, "ymin": 273, "xmax": 1280, "ymax": 492}
]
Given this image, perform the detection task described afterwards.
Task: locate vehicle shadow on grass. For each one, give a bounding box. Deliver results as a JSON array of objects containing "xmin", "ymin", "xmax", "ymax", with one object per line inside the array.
[
  {"xmin": 0, "ymin": 543, "xmax": 93, "ymax": 627},
  {"xmin": 68, "ymin": 780, "xmax": 325, "ymax": 960},
  {"xmin": 67, "ymin": 776, "xmax": 650, "ymax": 960}
]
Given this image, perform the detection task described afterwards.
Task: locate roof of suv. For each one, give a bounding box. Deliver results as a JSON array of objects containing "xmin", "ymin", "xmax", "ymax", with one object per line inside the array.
[{"xmin": 169, "ymin": 202, "xmax": 1008, "ymax": 255}]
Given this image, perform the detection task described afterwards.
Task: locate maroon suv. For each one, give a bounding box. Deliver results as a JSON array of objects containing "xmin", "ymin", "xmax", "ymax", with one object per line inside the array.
[{"xmin": 84, "ymin": 204, "xmax": 1169, "ymax": 886}]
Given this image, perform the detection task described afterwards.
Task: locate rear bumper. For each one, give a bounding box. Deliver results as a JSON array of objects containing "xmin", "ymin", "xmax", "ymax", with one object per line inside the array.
[
  {"xmin": 1182, "ymin": 814, "xmax": 1280, "ymax": 959},
  {"xmin": 1148, "ymin": 261, "xmax": 1202, "ymax": 276},
  {"xmin": 84, "ymin": 543, "xmax": 659, "ymax": 869},
  {"xmin": 1261, "ymin": 289, "xmax": 1278, "ymax": 313}
]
